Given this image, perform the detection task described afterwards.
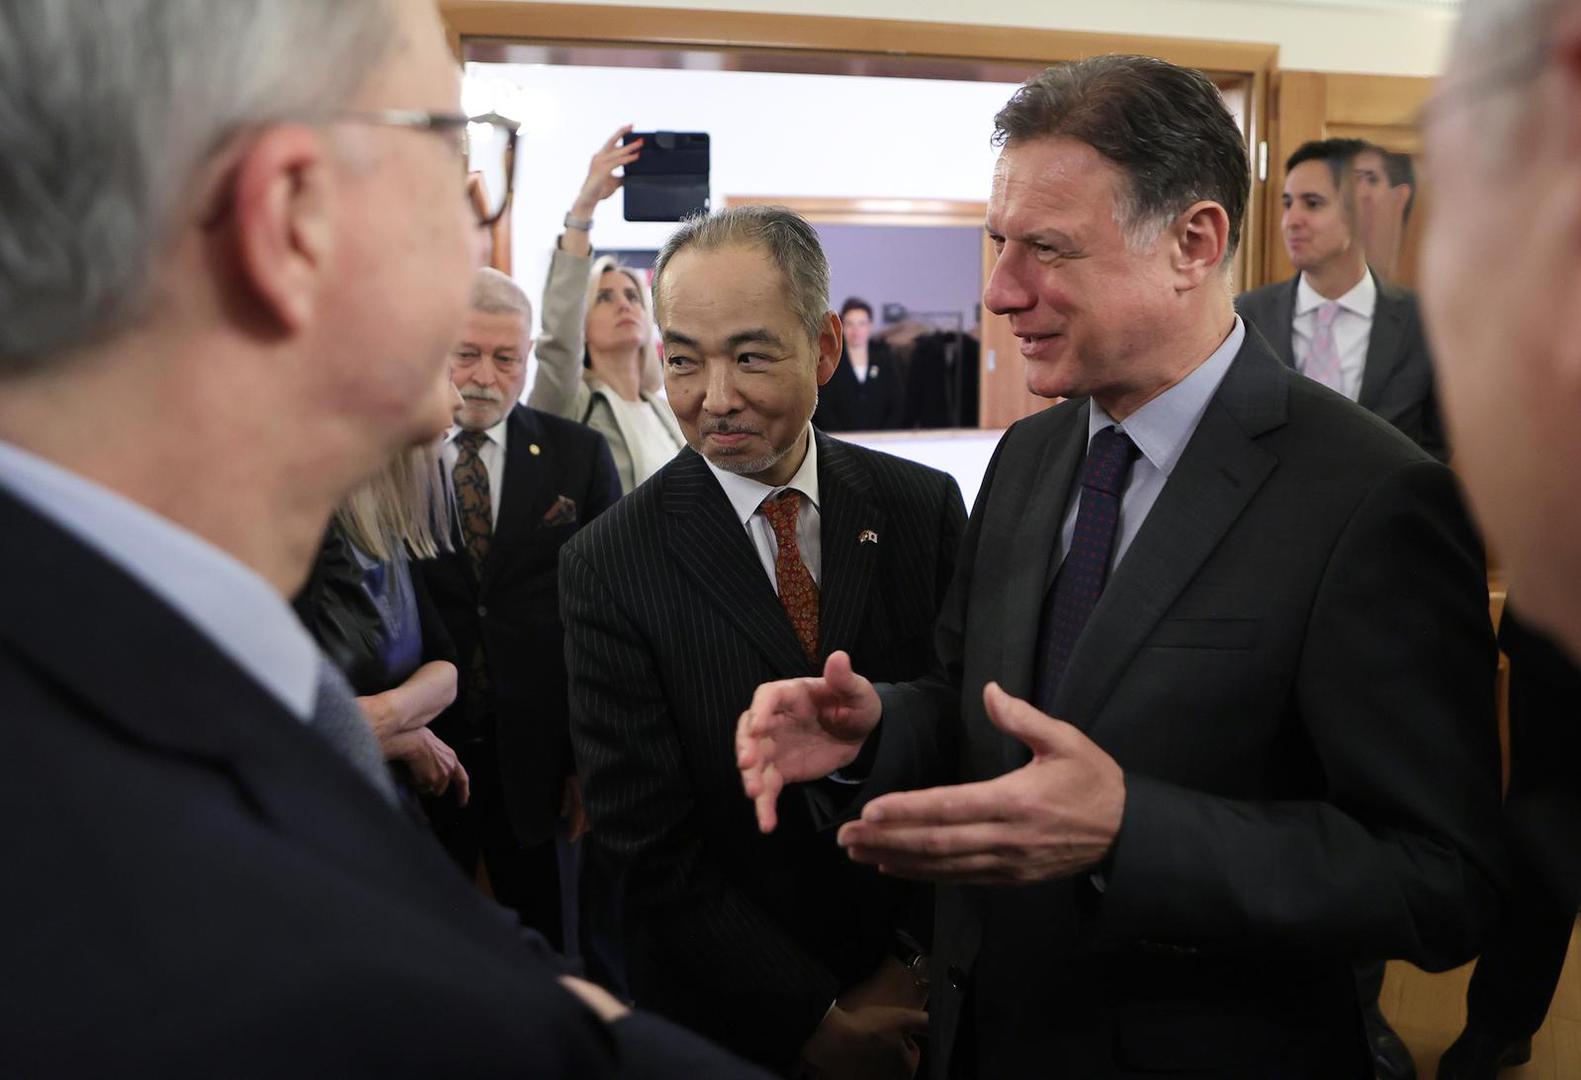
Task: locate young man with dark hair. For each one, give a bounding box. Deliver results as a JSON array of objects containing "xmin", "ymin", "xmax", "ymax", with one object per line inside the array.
[{"xmin": 1238, "ymin": 138, "xmax": 1447, "ymax": 461}]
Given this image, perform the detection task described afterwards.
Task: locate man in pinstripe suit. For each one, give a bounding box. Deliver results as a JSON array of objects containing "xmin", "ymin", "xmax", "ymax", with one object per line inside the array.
[{"xmin": 561, "ymin": 207, "xmax": 966, "ymax": 1077}]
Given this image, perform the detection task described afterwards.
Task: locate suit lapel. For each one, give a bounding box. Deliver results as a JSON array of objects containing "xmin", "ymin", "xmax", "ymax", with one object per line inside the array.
[
  {"xmin": 660, "ymin": 449, "xmax": 811, "ymax": 677},
  {"xmin": 1358, "ymin": 273, "xmax": 1407, "ymax": 411},
  {"xmin": 813, "ymin": 434, "xmax": 885, "ymax": 660},
  {"xmin": 998, "ymin": 405, "xmax": 1091, "ymax": 707},
  {"xmin": 1049, "ymin": 338, "xmax": 1287, "ymax": 735},
  {"xmin": 485, "ymin": 406, "xmax": 547, "ymax": 586}
]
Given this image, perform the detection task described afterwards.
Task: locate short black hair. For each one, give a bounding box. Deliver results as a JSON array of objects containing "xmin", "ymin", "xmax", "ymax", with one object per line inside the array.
[
  {"xmin": 839, "ymin": 297, "xmax": 873, "ymax": 320},
  {"xmin": 993, "ymin": 54, "xmax": 1250, "ymax": 263},
  {"xmin": 1376, "ymin": 147, "xmax": 1417, "ymax": 224},
  {"xmin": 1285, "ymin": 138, "xmax": 1369, "ymax": 195}
]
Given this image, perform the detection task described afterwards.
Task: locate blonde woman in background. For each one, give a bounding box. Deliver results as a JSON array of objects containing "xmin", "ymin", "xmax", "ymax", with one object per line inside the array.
[
  {"xmin": 528, "ymin": 126, "xmax": 684, "ymax": 493},
  {"xmin": 295, "ymin": 374, "xmax": 469, "ymax": 805}
]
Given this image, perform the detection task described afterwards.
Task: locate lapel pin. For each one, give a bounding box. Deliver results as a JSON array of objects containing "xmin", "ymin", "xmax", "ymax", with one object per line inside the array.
[
  {"xmin": 858, "ymin": 529, "xmax": 879, "ymax": 545},
  {"xmin": 529, "ymin": 443, "xmax": 541, "ymax": 456}
]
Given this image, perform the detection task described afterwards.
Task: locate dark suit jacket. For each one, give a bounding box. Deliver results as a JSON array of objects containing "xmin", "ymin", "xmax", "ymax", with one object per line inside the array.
[
  {"xmin": 1500, "ymin": 606, "xmax": 1581, "ymax": 907},
  {"xmin": 0, "ymin": 485, "xmax": 771, "ymax": 1080},
  {"xmin": 813, "ymin": 342, "xmax": 907, "ymax": 432},
  {"xmin": 421, "ymin": 403, "xmax": 621, "ymax": 845},
  {"xmin": 1236, "ymin": 271, "xmax": 1448, "ymax": 461},
  {"xmin": 842, "ymin": 332, "xmax": 1504, "ymax": 1078},
  {"xmin": 561, "ymin": 432, "xmax": 966, "ymax": 1068}
]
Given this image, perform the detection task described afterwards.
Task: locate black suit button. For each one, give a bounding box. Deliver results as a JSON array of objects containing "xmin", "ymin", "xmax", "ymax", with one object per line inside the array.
[
  {"xmin": 946, "ymin": 965, "xmax": 965, "ymax": 992},
  {"xmin": 477, "ymin": 605, "xmax": 488, "ymax": 618}
]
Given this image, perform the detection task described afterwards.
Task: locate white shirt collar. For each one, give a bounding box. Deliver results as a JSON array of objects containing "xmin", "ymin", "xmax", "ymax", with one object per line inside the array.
[
  {"xmin": 1296, "ymin": 268, "xmax": 1377, "ymax": 320},
  {"xmin": 446, "ymin": 413, "xmax": 510, "ymax": 449},
  {"xmin": 1089, "ymin": 315, "xmax": 1245, "ymax": 479},
  {"xmin": 705, "ymin": 427, "xmax": 821, "ymax": 526},
  {"xmin": 0, "ymin": 439, "xmax": 321, "ymax": 719}
]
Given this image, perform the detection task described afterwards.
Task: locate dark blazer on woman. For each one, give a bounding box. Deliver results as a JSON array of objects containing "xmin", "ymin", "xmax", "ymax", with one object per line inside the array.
[{"xmin": 813, "ymin": 342, "xmax": 906, "ymax": 432}]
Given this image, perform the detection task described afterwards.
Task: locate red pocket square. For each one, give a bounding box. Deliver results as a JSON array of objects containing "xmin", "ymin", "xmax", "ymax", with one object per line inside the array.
[{"xmin": 542, "ymin": 495, "xmax": 578, "ymax": 527}]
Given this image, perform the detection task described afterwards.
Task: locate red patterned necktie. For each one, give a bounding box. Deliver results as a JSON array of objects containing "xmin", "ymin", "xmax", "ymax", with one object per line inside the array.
[
  {"xmin": 452, "ymin": 429, "xmax": 493, "ymax": 578},
  {"xmin": 761, "ymin": 490, "xmax": 819, "ymax": 665}
]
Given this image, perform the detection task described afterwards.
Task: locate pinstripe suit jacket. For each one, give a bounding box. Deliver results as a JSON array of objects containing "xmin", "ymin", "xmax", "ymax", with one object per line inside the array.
[{"xmin": 561, "ymin": 431, "xmax": 965, "ymax": 1068}]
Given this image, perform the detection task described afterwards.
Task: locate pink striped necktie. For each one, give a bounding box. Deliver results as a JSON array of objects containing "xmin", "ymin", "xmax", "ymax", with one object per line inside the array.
[{"xmin": 1303, "ymin": 300, "xmax": 1344, "ymax": 392}]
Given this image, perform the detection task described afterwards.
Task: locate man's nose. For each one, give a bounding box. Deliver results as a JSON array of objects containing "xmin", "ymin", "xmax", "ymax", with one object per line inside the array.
[
  {"xmin": 983, "ymin": 248, "xmax": 1034, "ymax": 316},
  {"xmin": 701, "ymin": 363, "xmax": 743, "ymax": 415}
]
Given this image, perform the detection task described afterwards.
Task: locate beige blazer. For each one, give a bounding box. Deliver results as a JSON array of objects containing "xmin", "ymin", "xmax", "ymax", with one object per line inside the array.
[{"xmin": 527, "ymin": 248, "xmax": 684, "ymax": 494}]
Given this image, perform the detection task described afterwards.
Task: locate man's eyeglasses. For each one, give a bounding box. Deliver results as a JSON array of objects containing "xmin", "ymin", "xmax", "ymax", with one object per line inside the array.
[{"xmin": 337, "ymin": 110, "xmax": 520, "ymax": 227}]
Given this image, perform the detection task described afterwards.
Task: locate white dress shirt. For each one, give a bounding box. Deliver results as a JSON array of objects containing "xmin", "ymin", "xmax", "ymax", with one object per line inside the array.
[
  {"xmin": 442, "ymin": 415, "xmax": 510, "ymax": 525},
  {"xmin": 1292, "ymin": 270, "xmax": 1376, "ymax": 402},
  {"xmin": 704, "ymin": 429, "xmax": 822, "ymax": 593},
  {"xmin": 0, "ymin": 439, "xmax": 321, "ymax": 720},
  {"xmin": 1058, "ymin": 316, "xmax": 1246, "ymax": 573}
]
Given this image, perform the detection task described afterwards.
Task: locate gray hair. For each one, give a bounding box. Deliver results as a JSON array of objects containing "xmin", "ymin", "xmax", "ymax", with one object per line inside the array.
[
  {"xmin": 651, "ymin": 206, "xmax": 831, "ymax": 345},
  {"xmin": 0, "ymin": 0, "xmax": 394, "ymax": 376},
  {"xmin": 471, "ymin": 267, "xmax": 534, "ymax": 325},
  {"xmin": 1446, "ymin": 0, "xmax": 1568, "ymax": 154},
  {"xmin": 993, "ymin": 55, "xmax": 1249, "ymax": 263}
]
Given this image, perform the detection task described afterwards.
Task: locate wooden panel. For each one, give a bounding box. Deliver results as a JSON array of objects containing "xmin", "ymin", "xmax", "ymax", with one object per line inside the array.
[
  {"xmin": 1259, "ymin": 70, "xmax": 1435, "ymax": 290},
  {"xmin": 1263, "ymin": 70, "xmax": 1326, "ymax": 287},
  {"xmin": 441, "ymin": 2, "xmax": 1278, "ymax": 75},
  {"xmin": 722, "ymin": 195, "xmax": 984, "ymax": 228},
  {"xmin": 442, "ymin": 2, "xmax": 1277, "ymax": 428},
  {"xmin": 1323, "ymin": 74, "xmax": 1433, "ymax": 130}
]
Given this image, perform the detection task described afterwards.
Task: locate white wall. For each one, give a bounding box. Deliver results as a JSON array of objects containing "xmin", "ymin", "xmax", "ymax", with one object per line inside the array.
[
  {"xmin": 484, "ymin": 0, "xmax": 1459, "ymax": 77},
  {"xmin": 463, "ymin": 63, "xmax": 1021, "ymax": 335}
]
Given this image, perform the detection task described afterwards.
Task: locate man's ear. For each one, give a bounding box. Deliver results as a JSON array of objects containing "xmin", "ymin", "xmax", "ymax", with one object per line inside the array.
[
  {"xmin": 1169, "ymin": 201, "xmax": 1231, "ymax": 290},
  {"xmin": 814, "ymin": 311, "xmax": 843, "ymax": 386},
  {"xmin": 227, "ymin": 125, "xmax": 338, "ymax": 336}
]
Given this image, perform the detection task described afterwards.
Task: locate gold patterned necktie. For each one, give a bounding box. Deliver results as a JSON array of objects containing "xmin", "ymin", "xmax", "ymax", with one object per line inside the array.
[
  {"xmin": 761, "ymin": 490, "xmax": 819, "ymax": 665},
  {"xmin": 452, "ymin": 429, "xmax": 493, "ymax": 578}
]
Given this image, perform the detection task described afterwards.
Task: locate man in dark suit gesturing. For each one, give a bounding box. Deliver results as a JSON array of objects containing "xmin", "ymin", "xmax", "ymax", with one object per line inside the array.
[
  {"xmin": 0, "ymin": 3, "xmax": 770, "ymax": 1077},
  {"xmin": 422, "ymin": 267, "xmax": 621, "ymax": 946},
  {"xmin": 739, "ymin": 57, "xmax": 1503, "ymax": 1079},
  {"xmin": 1237, "ymin": 138, "xmax": 1448, "ymax": 461},
  {"xmin": 562, "ymin": 207, "xmax": 965, "ymax": 1076}
]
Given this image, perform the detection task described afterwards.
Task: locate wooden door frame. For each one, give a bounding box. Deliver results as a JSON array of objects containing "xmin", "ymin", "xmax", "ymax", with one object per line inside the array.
[
  {"xmin": 441, "ymin": 3, "xmax": 1281, "ymax": 426},
  {"xmin": 440, "ymin": 1, "xmax": 1278, "ymax": 289}
]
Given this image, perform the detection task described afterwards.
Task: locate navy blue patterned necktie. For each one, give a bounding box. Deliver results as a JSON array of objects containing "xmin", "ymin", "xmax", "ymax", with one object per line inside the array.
[{"xmin": 1033, "ymin": 426, "xmax": 1141, "ymax": 715}]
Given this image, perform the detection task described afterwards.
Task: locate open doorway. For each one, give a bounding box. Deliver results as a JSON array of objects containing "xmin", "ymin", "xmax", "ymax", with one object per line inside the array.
[{"xmin": 450, "ymin": 10, "xmax": 1272, "ymax": 439}]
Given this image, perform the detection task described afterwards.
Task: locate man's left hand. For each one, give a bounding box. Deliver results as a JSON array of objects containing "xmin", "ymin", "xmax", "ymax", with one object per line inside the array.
[{"xmin": 837, "ymin": 682, "xmax": 1125, "ymax": 885}]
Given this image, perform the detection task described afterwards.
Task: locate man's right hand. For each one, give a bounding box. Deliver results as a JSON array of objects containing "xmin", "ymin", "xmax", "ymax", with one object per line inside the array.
[
  {"xmin": 735, "ymin": 650, "xmax": 881, "ymax": 833},
  {"xmin": 796, "ymin": 1004, "xmax": 928, "ymax": 1080}
]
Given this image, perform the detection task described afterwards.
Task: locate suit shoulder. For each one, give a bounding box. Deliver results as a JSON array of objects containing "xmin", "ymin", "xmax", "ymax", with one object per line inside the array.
[
  {"xmin": 822, "ymin": 437, "xmax": 960, "ymax": 506},
  {"xmin": 1376, "ymin": 277, "xmax": 1424, "ymax": 316},
  {"xmin": 519, "ymin": 405, "xmax": 609, "ymax": 449},
  {"xmin": 1283, "ymin": 374, "xmax": 1436, "ymax": 471},
  {"xmin": 564, "ymin": 458, "xmax": 666, "ymax": 556},
  {"xmin": 1235, "ymin": 277, "xmax": 1291, "ymax": 316}
]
